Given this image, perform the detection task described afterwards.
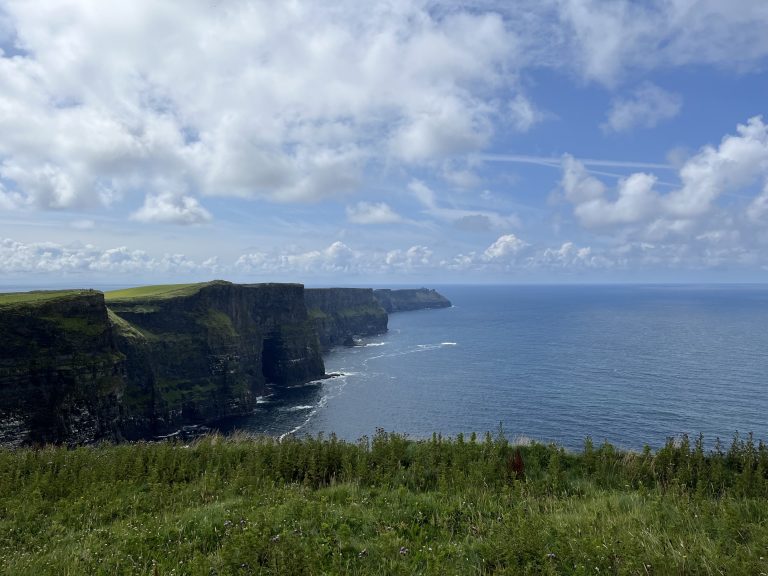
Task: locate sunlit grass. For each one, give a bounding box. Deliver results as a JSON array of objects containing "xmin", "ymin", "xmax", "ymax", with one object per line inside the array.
[
  {"xmin": 1, "ymin": 431, "xmax": 766, "ymax": 574},
  {"xmin": 0, "ymin": 289, "xmax": 94, "ymax": 307},
  {"xmin": 104, "ymin": 282, "xmax": 218, "ymax": 302}
]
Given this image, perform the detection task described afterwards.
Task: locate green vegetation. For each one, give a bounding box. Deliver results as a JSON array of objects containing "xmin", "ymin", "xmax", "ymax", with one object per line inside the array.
[
  {"xmin": 0, "ymin": 289, "xmax": 95, "ymax": 307},
  {"xmin": 105, "ymin": 282, "xmax": 224, "ymax": 302},
  {"xmin": 1, "ymin": 431, "xmax": 767, "ymax": 575}
]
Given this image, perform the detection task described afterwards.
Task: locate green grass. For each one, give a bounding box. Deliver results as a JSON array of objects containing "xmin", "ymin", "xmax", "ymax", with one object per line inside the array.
[
  {"xmin": 1, "ymin": 431, "xmax": 767, "ymax": 575},
  {"xmin": 104, "ymin": 282, "xmax": 227, "ymax": 302},
  {"xmin": 0, "ymin": 289, "xmax": 95, "ymax": 307}
]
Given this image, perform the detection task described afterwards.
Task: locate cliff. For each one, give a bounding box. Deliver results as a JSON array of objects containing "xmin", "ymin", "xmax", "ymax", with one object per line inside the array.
[
  {"xmin": 107, "ymin": 281, "xmax": 325, "ymax": 437},
  {"xmin": 0, "ymin": 282, "xmax": 450, "ymax": 446},
  {"xmin": 0, "ymin": 290, "xmax": 125, "ymax": 446},
  {"xmin": 304, "ymin": 288, "xmax": 388, "ymax": 351},
  {"xmin": 0, "ymin": 282, "xmax": 325, "ymax": 445},
  {"xmin": 373, "ymin": 288, "xmax": 452, "ymax": 313}
]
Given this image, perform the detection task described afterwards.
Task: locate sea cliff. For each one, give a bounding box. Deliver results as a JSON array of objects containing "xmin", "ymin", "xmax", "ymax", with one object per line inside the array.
[
  {"xmin": 304, "ymin": 288, "xmax": 388, "ymax": 351},
  {"xmin": 107, "ymin": 281, "xmax": 325, "ymax": 438},
  {"xmin": 0, "ymin": 282, "xmax": 450, "ymax": 445},
  {"xmin": 373, "ymin": 288, "xmax": 452, "ymax": 312},
  {"xmin": 0, "ymin": 290, "xmax": 124, "ymax": 446}
]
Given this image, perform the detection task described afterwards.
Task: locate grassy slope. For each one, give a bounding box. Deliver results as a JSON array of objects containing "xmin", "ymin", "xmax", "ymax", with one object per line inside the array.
[
  {"xmin": 1, "ymin": 432, "xmax": 767, "ymax": 575},
  {"xmin": 104, "ymin": 283, "xmax": 218, "ymax": 302},
  {"xmin": 0, "ymin": 289, "xmax": 95, "ymax": 307}
]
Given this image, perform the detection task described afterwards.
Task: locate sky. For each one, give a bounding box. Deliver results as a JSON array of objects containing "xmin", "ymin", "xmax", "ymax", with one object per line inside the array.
[{"xmin": 2, "ymin": 0, "xmax": 768, "ymax": 286}]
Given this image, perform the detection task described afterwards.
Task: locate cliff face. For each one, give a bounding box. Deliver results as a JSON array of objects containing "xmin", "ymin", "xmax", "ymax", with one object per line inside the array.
[
  {"xmin": 373, "ymin": 288, "xmax": 452, "ymax": 313},
  {"xmin": 0, "ymin": 282, "xmax": 449, "ymax": 446},
  {"xmin": 108, "ymin": 282, "xmax": 325, "ymax": 437},
  {"xmin": 0, "ymin": 282, "xmax": 325, "ymax": 445},
  {"xmin": 305, "ymin": 288, "xmax": 388, "ymax": 351},
  {"xmin": 0, "ymin": 291, "xmax": 125, "ymax": 446}
]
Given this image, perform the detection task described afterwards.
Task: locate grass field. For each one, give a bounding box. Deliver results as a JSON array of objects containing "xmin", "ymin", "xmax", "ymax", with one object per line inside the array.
[
  {"xmin": 1, "ymin": 431, "xmax": 767, "ymax": 575},
  {"xmin": 0, "ymin": 289, "xmax": 95, "ymax": 307},
  {"xmin": 104, "ymin": 283, "xmax": 219, "ymax": 302}
]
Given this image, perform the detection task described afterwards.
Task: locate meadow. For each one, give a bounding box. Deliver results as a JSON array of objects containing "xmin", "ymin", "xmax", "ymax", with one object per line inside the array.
[{"xmin": 1, "ymin": 430, "xmax": 767, "ymax": 575}]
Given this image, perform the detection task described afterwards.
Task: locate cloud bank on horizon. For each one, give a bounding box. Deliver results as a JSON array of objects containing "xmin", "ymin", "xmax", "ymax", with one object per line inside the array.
[{"xmin": 1, "ymin": 0, "xmax": 768, "ymax": 284}]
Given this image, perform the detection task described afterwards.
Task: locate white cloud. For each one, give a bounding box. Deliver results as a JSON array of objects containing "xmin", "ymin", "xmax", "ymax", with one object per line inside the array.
[
  {"xmin": 556, "ymin": 0, "xmax": 768, "ymax": 83},
  {"xmin": 0, "ymin": 237, "xmax": 208, "ymax": 275},
  {"xmin": 508, "ymin": 94, "xmax": 544, "ymax": 132},
  {"xmin": 346, "ymin": 201, "xmax": 402, "ymax": 224},
  {"xmin": 408, "ymin": 178, "xmax": 520, "ymax": 229},
  {"xmin": 482, "ymin": 234, "xmax": 529, "ymax": 261},
  {"xmin": 409, "ymin": 180, "xmax": 438, "ymax": 209},
  {"xmin": 237, "ymin": 241, "xmax": 359, "ymax": 275},
  {"xmin": 562, "ymin": 117, "xmax": 768, "ymax": 235},
  {"xmin": 665, "ymin": 116, "xmax": 768, "ymax": 218},
  {"xmin": 602, "ymin": 83, "xmax": 682, "ymax": 133},
  {"xmin": 385, "ymin": 245, "xmax": 434, "ymax": 269},
  {"xmin": 0, "ymin": 2, "xmax": 519, "ymax": 218},
  {"xmin": 534, "ymin": 242, "xmax": 604, "ymax": 269},
  {"xmin": 562, "ymin": 158, "xmax": 660, "ymax": 227},
  {"xmin": 131, "ymin": 193, "xmax": 212, "ymax": 225},
  {"xmin": 747, "ymin": 182, "xmax": 768, "ymax": 222}
]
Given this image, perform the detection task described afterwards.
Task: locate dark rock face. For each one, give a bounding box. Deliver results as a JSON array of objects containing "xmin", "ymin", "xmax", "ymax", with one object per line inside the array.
[
  {"xmin": 109, "ymin": 282, "xmax": 325, "ymax": 437},
  {"xmin": 0, "ymin": 283, "xmax": 325, "ymax": 445},
  {"xmin": 373, "ymin": 288, "xmax": 452, "ymax": 313},
  {"xmin": 305, "ymin": 288, "xmax": 388, "ymax": 351},
  {"xmin": 0, "ymin": 291, "xmax": 125, "ymax": 446}
]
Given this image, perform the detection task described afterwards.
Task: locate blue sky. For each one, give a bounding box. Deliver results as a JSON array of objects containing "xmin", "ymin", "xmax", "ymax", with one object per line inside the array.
[{"xmin": 2, "ymin": 0, "xmax": 768, "ymax": 286}]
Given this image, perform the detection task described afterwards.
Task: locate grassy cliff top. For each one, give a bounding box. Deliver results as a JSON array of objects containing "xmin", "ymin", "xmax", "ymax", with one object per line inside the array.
[
  {"xmin": 104, "ymin": 281, "xmax": 230, "ymax": 302},
  {"xmin": 0, "ymin": 289, "xmax": 99, "ymax": 308}
]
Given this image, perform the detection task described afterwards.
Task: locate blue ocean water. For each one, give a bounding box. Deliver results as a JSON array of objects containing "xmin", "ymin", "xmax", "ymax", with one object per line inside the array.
[{"xmin": 217, "ymin": 285, "xmax": 768, "ymax": 451}]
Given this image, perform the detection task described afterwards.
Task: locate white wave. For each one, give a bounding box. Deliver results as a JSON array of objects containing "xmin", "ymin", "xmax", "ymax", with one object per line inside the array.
[
  {"xmin": 365, "ymin": 342, "xmax": 388, "ymax": 347},
  {"xmin": 441, "ymin": 342, "xmax": 457, "ymax": 346},
  {"xmin": 280, "ymin": 405, "xmax": 315, "ymax": 412}
]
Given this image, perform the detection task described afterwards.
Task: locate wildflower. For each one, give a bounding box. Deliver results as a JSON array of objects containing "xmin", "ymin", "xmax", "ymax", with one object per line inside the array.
[
  {"xmin": 546, "ymin": 552, "xmax": 556, "ymax": 559},
  {"xmin": 358, "ymin": 549, "xmax": 368, "ymax": 558},
  {"xmin": 270, "ymin": 534, "xmax": 280, "ymax": 543},
  {"xmin": 399, "ymin": 546, "xmax": 409, "ymax": 555}
]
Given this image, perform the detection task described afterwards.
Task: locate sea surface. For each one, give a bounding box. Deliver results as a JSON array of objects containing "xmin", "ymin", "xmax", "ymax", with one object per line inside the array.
[{"xmin": 216, "ymin": 284, "xmax": 768, "ymax": 451}]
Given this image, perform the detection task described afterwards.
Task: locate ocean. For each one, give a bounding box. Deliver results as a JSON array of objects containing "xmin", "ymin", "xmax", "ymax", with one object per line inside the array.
[{"xmin": 215, "ymin": 284, "xmax": 768, "ymax": 451}]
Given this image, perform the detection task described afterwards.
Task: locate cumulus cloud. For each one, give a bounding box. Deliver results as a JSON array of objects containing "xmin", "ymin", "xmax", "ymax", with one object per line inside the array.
[
  {"xmin": 131, "ymin": 193, "xmax": 212, "ymax": 225},
  {"xmin": 346, "ymin": 201, "xmax": 402, "ymax": 224},
  {"xmin": 535, "ymin": 242, "xmax": 604, "ymax": 269},
  {"xmin": 562, "ymin": 117, "xmax": 768, "ymax": 236},
  {"xmin": 236, "ymin": 241, "xmax": 359, "ymax": 275},
  {"xmin": 0, "ymin": 2, "xmax": 519, "ymax": 219},
  {"xmin": 0, "ymin": 237, "xmax": 210, "ymax": 275},
  {"xmin": 602, "ymin": 83, "xmax": 682, "ymax": 133},
  {"xmin": 385, "ymin": 245, "xmax": 434, "ymax": 270},
  {"xmin": 482, "ymin": 234, "xmax": 529, "ymax": 261},
  {"xmin": 556, "ymin": 0, "xmax": 768, "ymax": 83},
  {"xmin": 561, "ymin": 156, "xmax": 660, "ymax": 227}
]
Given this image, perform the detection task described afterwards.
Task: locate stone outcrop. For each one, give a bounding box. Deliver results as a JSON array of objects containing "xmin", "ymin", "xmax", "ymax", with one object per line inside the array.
[
  {"xmin": 373, "ymin": 288, "xmax": 452, "ymax": 313},
  {"xmin": 304, "ymin": 288, "xmax": 388, "ymax": 351}
]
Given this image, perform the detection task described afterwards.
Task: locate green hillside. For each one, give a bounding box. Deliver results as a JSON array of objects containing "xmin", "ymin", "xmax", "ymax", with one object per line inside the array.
[{"xmin": 1, "ymin": 431, "xmax": 766, "ymax": 575}]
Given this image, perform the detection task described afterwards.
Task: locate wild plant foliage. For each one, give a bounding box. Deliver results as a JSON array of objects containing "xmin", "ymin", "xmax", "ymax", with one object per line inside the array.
[{"xmin": 1, "ymin": 431, "xmax": 767, "ymax": 574}]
